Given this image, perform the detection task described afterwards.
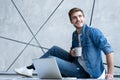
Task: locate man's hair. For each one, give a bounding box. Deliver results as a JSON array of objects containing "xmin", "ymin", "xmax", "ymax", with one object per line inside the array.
[{"xmin": 68, "ymin": 8, "xmax": 85, "ymax": 21}]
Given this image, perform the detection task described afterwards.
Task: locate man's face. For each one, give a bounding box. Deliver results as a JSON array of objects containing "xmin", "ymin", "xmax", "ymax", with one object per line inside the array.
[{"xmin": 70, "ymin": 11, "xmax": 85, "ymax": 29}]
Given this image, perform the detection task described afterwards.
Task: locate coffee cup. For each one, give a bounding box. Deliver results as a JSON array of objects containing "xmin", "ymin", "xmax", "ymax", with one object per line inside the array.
[{"xmin": 74, "ymin": 47, "xmax": 82, "ymax": 57}]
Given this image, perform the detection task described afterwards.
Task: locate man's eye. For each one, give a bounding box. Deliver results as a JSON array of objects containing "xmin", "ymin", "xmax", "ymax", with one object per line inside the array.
[
  {"xmin": 79, "ymin": 15, "xmax": 82, "ymax": 17},
  {"xmin": 72, "ymin": 17, "xmax": 76, "ymax": 19}
]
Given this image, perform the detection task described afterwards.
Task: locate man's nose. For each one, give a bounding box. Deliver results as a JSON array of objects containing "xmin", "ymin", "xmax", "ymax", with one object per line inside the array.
[{"xmin": 76, "ymin": 17, "xmax": 80, "ymax": 21}]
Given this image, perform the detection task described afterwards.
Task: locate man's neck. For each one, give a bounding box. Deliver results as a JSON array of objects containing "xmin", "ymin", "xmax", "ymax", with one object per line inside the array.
[{"xmin": 77, "ymin": 28, "xmax": 82, "ymax": 34}]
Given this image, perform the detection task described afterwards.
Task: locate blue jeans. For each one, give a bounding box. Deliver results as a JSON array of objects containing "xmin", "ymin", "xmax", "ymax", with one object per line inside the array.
[{"xmin": 40, "ymin": 46, "xmax": 90, "ymax": 78}]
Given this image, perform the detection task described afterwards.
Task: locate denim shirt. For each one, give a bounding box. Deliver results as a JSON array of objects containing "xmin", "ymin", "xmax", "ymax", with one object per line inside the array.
[{"xmin": 71, "ymin": 24, "xmax": 113, "ymax": 78}]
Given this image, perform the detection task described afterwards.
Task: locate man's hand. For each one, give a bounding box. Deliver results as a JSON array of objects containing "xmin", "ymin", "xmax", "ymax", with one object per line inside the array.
[
  {"xmin": 105, "ymin": 73, "xmax": 113, "ymax": 80},
  {"xmin": 70, "ymin": 49, "xmax": 76, "ymax": 57}
]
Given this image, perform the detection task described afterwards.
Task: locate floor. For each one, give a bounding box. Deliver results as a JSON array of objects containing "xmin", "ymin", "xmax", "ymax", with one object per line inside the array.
[{"xmin": 0, "ymin": 72, "xmax": 119, "ymax": 80}]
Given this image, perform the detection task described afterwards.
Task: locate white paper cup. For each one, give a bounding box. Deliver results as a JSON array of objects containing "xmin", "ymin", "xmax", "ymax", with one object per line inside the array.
[{"xmin": 74, "ymin": 47, "xmax": 82, "ymax": 57}]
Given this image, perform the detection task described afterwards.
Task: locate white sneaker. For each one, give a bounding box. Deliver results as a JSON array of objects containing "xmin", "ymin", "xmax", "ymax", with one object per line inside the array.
[{"xmin": 14, "ymin": 67, "xmax": 33, "ymax": 77}]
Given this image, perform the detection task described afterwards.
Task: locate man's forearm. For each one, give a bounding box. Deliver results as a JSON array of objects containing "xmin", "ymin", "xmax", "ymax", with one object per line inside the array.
[{"xmin": 106, "ymin": 53, "xmax": 114, "ymax": 74}]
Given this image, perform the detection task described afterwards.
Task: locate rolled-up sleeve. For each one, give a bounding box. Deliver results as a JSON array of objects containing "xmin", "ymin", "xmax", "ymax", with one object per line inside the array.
[{"xmin": 90, "ymin": 28, "xmax": 114, "ymax": 54}]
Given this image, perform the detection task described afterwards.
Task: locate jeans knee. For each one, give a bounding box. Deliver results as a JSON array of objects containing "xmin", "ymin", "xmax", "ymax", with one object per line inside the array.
[{"xmin": 51, "ymin": 46, "xmax": 59, "ymax": 50}]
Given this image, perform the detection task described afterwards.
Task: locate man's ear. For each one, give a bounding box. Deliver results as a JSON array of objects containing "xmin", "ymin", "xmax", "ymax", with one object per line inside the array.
[{"xmin": 84, "ymin": 16, "xmax": 86, "ymax": 20}]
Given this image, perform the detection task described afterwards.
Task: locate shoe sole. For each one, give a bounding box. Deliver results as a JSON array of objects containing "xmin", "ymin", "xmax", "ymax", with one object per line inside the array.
[{"xmin": 14, "ymin": 69, "xmax": 32, "ymax": 77}]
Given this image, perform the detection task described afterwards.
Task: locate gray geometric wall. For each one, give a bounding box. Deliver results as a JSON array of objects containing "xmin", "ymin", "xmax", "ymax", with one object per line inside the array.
[{"xmin": 0, "ymin": 0, "xmax": 119, "ymax": 75}]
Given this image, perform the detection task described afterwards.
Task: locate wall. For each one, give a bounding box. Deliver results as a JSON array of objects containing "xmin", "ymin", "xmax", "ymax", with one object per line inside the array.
[{"xmin": 0, "ymin": 0, "xmax": 119, "ymax": 75}]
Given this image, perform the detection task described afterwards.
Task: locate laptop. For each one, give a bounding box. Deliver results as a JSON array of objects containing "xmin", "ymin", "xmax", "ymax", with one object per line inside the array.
[
  {"xmin": 33, "ymin": 58, "xmax": 77, "ymax": 79},
  {"xmin": 33, "ymin": 58, "xmax": 63, "ymax": 79}
]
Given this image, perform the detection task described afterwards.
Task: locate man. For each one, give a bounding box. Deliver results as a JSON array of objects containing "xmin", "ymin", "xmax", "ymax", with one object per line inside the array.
[{"xmin": 14, "ymin": 8, "xmax": 114, "ymax": 79}]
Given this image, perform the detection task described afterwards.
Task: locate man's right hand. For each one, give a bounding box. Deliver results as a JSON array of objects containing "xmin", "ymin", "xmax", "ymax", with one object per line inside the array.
[{"xmin": 70, "ymin": 49, "xmax": 76, "ymax": 57}]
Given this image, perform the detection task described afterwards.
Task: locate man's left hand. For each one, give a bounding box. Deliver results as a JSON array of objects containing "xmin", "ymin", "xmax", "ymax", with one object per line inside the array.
[{"xmin": 105, "ymin": 73, "xmax": 113, "ymax": 80}]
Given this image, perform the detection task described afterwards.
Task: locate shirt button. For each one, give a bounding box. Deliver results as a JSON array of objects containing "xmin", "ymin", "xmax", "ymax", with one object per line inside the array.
[
  {"xmin": 76, "ymin": 68, "xmax": 80, "ymax": 70},
  {"xmin": 90, "ymin": 75, "xmax": 92, "ymax": 77}
]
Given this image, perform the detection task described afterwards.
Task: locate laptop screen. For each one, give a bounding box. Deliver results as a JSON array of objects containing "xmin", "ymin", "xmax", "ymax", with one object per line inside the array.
[{"xmin": 33, "ymin": 58, "xmax": 62, "ymax": 79}]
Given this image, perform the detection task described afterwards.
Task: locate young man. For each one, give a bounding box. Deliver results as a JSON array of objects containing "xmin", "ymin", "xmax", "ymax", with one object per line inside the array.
[{"xmin": 14, "ymin": 8, "xmax": 114, "ymax": 79}]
